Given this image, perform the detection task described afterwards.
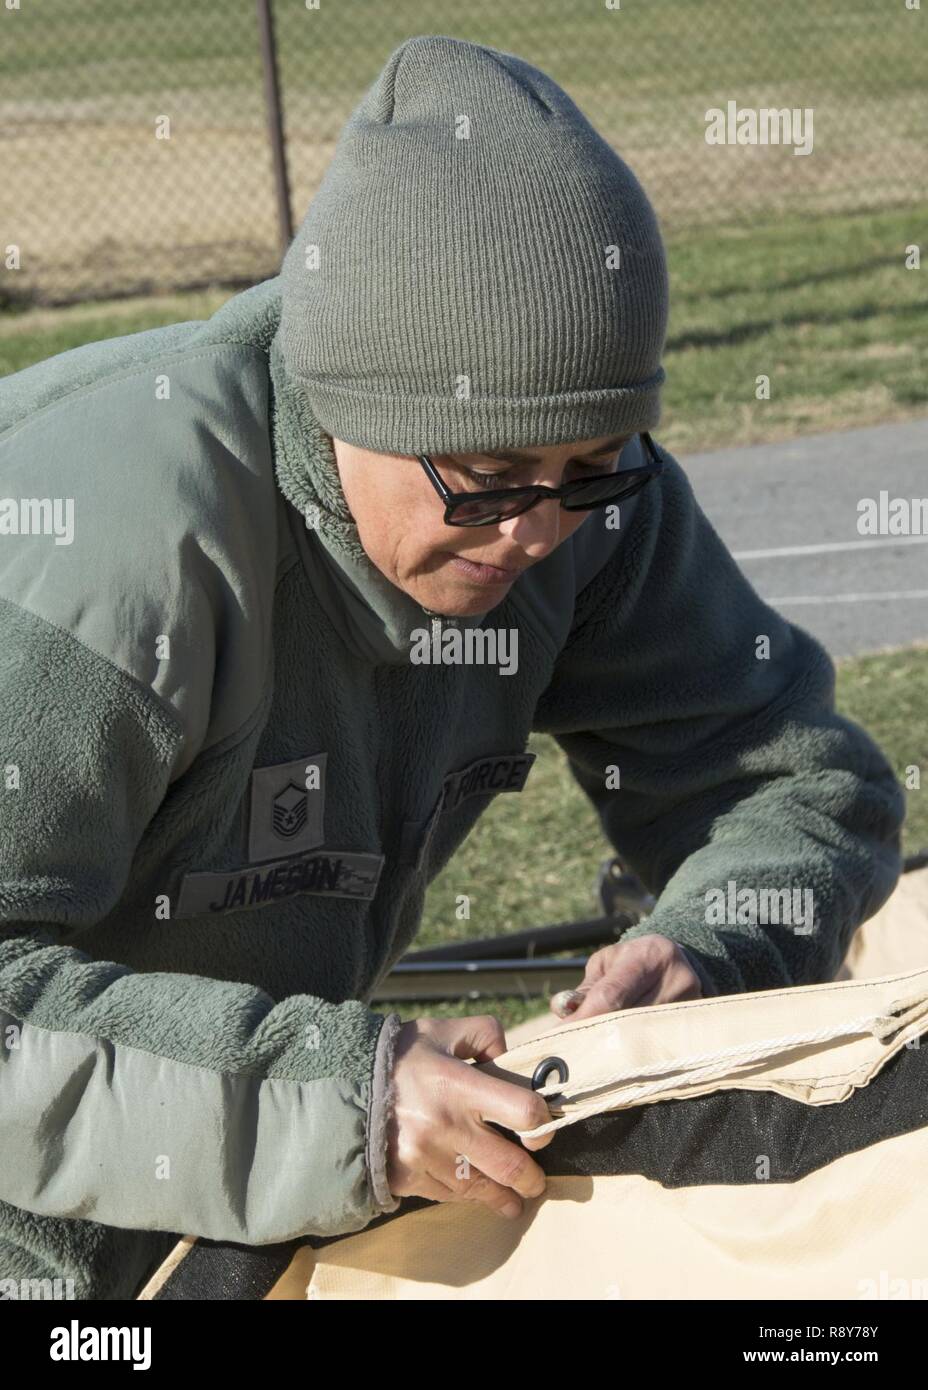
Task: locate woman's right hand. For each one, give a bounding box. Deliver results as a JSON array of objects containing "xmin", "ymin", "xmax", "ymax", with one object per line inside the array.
[{"xmin": 385, "ymin": 1015, "xmax": 555, "ymax": 1219}]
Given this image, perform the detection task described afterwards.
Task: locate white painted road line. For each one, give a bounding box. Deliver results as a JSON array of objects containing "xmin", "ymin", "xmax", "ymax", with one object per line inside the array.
[
  {"xmin": 684, "ymin": 419, "xmax": 928, "ymax": 656},
  {"xmin": 734, "ymin": 536, "xmax": 928, "ymax": 562},
  {"xmin": 769, "ymin": 590, "xmax": 928, "ymax": 607}
]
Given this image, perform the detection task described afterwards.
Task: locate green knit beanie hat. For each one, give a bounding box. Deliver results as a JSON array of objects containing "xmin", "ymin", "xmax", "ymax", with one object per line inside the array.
[{"xmin": 277, "ymin": 33, "xmax": 669, "ymax": 456}]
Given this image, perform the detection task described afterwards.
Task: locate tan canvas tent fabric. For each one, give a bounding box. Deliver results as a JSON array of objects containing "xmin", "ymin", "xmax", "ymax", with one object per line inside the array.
[
  {"xmin": 264, "ymin": 970, "xmax": 928, "ymax": 1300},
  {"xmin": 267, "ymin": 1129, "xmax": 928, "ymax": 1301},
  {"xmin": 139, "ymin": 869, "xmax": 928, "ymax": 1300},
  {"xmin": 837, "ymin": 865, "xmax": 928, "ymax": 982}
]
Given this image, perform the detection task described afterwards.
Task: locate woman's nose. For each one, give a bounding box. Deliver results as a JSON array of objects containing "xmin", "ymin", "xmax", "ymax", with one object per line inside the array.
[{"xmin": 497, "ymin": 497, "xmax": 564, "ymax": 557}]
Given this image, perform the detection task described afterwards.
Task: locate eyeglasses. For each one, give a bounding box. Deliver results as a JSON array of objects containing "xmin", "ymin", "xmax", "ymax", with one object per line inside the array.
[{"xmin": 418, "ymin": 432, "xmax": 664, "ymax": 527}]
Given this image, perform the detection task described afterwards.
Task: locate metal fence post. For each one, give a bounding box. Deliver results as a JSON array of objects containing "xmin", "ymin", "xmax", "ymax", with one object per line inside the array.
[{"xmin": 256, "ymin": 0, "xmax": 293, "ymax": 259}]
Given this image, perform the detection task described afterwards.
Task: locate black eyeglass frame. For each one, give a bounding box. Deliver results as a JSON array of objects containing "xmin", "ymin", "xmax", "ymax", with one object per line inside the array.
[{"xmin": 417, "ymin": 431, "xmax": 664, "ymax": 527}]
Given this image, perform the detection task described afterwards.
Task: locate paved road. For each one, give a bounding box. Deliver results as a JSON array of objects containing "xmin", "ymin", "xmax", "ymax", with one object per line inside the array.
[{"xmin": 680, "ymin": 419, "xmax": 928, "ymax": 658}]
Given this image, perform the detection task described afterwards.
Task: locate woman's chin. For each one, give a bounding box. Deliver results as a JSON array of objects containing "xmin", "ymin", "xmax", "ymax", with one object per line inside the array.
[
  {"xmin": 404, "ymin": 556, "xmax": 512, "ymax": 616},
  {"xmin": 416, "ymin": 583, "xmax": 499, "ymax": 617}
]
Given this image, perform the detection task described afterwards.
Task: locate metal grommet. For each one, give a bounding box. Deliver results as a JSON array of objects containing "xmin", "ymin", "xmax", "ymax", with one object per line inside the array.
[{"xmin": 531, "ymin": 1056, "xmax": 569, "ymax": 1092}]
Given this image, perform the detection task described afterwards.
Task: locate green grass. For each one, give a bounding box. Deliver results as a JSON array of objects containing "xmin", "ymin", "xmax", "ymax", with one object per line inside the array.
[
  {"xmin": 663, "ymin": 205, "xmax": 928, "ymax": 454},
  {"xmin": 835, "ymin": 645, "xmax": 928, "ymax": 858},
  {"xmin": 0, "ymin": 291, "xmax": 233, "ymax": 379},
  {"xmin": 4, "ymin": 0, "xmax": 923, "ymax": 113},
  {"xmin": 378, "ymin": 643, "xmax": 928, "ymax": 1028},
  {"xmin": 0, "ymin": 0, "xmax": 261, "ymax": 94}
]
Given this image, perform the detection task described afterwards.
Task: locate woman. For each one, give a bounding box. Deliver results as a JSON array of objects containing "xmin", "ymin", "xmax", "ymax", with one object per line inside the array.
[{"xmin": 0, "ymin": 35, "xmax": 903, "ymax": 1300}]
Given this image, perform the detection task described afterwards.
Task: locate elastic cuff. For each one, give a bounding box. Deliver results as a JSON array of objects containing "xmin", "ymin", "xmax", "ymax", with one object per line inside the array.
[{"xmin": 366, "ymin": 1012, "xmax": 403, "ymax": 1214}]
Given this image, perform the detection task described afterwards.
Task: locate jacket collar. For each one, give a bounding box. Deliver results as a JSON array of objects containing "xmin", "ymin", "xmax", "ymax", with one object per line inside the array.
[{"xmin": 268, "ymin": 329, "xmax": 494, "ymax": 666}]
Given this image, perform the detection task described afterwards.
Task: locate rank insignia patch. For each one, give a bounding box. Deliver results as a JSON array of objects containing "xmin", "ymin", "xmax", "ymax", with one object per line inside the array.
[{"xmin": 248, "ymin": 752, "xmax": 327, "ymax": 862}]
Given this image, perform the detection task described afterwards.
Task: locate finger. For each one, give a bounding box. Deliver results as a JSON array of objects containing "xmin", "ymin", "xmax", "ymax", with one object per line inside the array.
[
  {"xmin": 485, "ymin": 1116, "xmax": 555, "ymax": 1151},
  {"xmin": 568, "ymin": 969, "xmax": 648, "ymax": 1019},
  {"xmin": 550, "ymin": 944, "xmax": 623, "ymax": 1017},
  {"xmin": 628, "ymin": 963, "xmax": 703, "ymax": 1008},
  {"xmin": 571, "ymin": 945, "xmax": 703, "ymax": 1017},
  {"xmin": 550, "ymin": 988, "xmax": 584, "ymax": 1019},
  {"xmin": 443, "ymin": 1014, "xmax": 509, "ymax": 1063},
  {"xmin": 416, "ymin": 1171, "xmax": 461, "ymax": 1204},
  {"xmin": 579, "ymin": 945, "xmax": 616, "ymax": 986},
  {"xmin": 458, "ymin": 1122, "xmax": 547, "ymax": 1202},
  {"xmin": 466, "ymin": 1068, "xmax": 553, "ymax": 1138},
  {"xmin": 439, "ymin": 1161, "xmax": 530, "ymax": 1218},
  {"xmin": 484, "ymin": 1114, "xmax": 555, "ymax": 1151},
  {"xmin": 520, "ymin": 1130, "xmax": 556, "ymax": 1151}
]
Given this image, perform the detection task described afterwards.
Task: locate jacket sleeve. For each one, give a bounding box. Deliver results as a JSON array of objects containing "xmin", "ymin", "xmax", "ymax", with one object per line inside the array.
[
  {"xmin": 0, "ymin": 597, "xmax": 401, "ymax": 1245},
  {"xmin": 533, "ymin": 450, "xmax": 905, "ymax": 997}
]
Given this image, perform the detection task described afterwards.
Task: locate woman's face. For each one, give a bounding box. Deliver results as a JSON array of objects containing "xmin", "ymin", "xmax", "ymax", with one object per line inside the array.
[{"xmin": 331, "ymin": 433, "xmax": 632, "ymax": 615}]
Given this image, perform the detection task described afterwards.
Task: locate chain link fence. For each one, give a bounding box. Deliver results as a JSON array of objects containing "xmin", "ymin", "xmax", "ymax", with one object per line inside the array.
[{"xmin": 1, "ymin": 0, "xmax": 924, "ymax": 307}]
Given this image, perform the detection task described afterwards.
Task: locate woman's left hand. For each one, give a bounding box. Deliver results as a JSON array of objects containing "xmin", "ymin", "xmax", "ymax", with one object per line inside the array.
[{"xmin": 549, "ymin": 934, "xmax": 702, "ymax": 1021}]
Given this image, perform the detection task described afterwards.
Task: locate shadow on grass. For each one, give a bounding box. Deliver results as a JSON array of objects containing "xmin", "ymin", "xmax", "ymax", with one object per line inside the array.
[
  {"xmin": 673, "ymin": 254, "xmax": 906, "ymax": 306},
  {"xmin": 667, "ymin": 299, "xmax": 917, "ymax": 354}
]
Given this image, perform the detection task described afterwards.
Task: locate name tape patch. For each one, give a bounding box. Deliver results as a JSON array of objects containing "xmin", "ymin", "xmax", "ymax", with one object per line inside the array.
[{"xmin": 176, "ymin": 848, "xmax": 384, "ymax": 917}]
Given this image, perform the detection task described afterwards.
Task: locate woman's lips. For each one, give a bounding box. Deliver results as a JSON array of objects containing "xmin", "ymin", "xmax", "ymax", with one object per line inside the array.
[{"xmin": 448, "ymin": 554, "xmax": 524, "ymax": 585}]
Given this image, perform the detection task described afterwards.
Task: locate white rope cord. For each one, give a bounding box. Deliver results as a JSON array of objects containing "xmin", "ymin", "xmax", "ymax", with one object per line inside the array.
[{"xmin": 521, "ymin": 991, "xmax": 928, "ymax": 1139}]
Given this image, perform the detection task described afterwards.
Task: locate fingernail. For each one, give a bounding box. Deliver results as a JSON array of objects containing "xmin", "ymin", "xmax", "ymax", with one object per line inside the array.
[
  {"xmin": 552, "ymin": 990, "xmax": 583, "ymax": 1017},
  {"xmin": 501, "ymin": 1200, "xmax": 521, "ymax": 1219}
]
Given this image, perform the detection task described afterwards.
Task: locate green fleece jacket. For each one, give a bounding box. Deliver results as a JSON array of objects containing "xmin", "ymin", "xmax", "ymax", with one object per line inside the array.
[{"xmin": 0, "ymin": 276, "xmax": 904, "ymax": 1299}]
